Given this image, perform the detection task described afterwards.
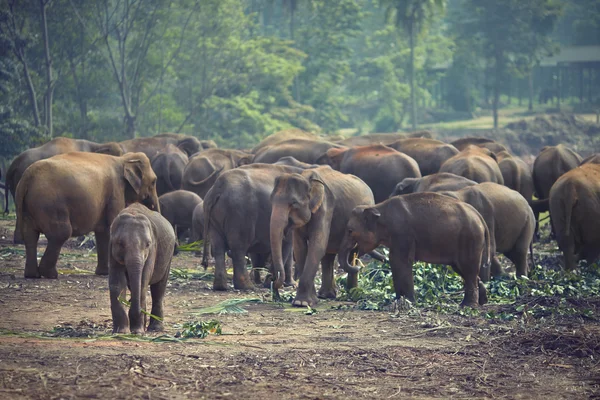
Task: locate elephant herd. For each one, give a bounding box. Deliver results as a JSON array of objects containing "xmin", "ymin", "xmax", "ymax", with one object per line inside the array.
[{"xmin": 3, "ymin": 129, "xmax": 599, "ymax": 333}]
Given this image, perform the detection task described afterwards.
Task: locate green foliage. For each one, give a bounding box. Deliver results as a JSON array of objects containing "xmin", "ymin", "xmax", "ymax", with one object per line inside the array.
[
  {"xmin": 191, "ymin": 298, "xmax": 263, "ymax": 315},
  {"xmin": 176, "ymin": 320, "xmax": 222, "ymax": 339}
]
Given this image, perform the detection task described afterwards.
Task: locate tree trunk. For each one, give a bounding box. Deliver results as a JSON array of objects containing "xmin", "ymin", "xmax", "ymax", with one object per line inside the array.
[
  {"xmin": 408, "ymin": 23, "xmax": 417, "ymax": 131},
  {"xmin": 528, "ymin": 69, "xmax": 534, "ymax": 111},
  {"xmin": 290, "ymin": 3, "xmax": 299, "ymax": 102},
  {"xmin": 40, "ymin": 0, "xmax": 53, "ymax": 137},
  {"xmin": 20, "ymin": 56, "xmax": 41, "ymax": 127}
]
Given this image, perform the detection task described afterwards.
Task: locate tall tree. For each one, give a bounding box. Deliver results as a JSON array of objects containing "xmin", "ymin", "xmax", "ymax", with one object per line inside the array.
[{"xmin": 381, "ymin": 0, "xmax": 445, "ymax": 130}]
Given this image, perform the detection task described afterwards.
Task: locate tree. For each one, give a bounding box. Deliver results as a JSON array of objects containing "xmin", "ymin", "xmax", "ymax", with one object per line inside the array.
[{"xmin": 381, "ymin": 0, "xmax": 446, "ymax": 130}]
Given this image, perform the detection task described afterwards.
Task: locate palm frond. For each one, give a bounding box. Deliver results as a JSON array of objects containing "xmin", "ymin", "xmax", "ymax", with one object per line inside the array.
[{"xmin": 190, "ymin": 298, "xmax": 262, "ymax": 315}]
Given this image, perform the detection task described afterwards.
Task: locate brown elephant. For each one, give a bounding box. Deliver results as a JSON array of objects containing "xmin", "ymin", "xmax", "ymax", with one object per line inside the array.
[
  {"xmin": 532, "ymin": 144, "xmax": 582, "ymax": 234},
  {"xmin": 119, "ymin": 133, "xmax": 203, "ymax": 159},
  {"xmin": 182, "ymin": 149, "xmax": 254, "ymax": 198},
  {"xmin": 549, "ymin": 163, "xmax": 600, "ymax": 270},
  {"xmin": 253, "ymin": 139, "xmax": 346, "ymax": 165},
  {"xmin": 158, "ymin": 190, "xmax": 203, "ymax": 241},
  {"xmin": 496, "ymin": 151, "xmax": 534, "ymax": 201},
  {"xmin": 202, "ymin": 164, "xmax": 306, "ymax": 290},
  {"xmin": 338, "ymin": 193, "xmax": 489, "ymax": 307},
  {"xmin": 439, "ymin": 183, "xmax": 535, "ymax": 280},
  {"xmin": 109, "ymin": 203, "xmax": 176, "ymax": 334},
  {"xmin": 439, "ymin": 145, "xmax": 504, "ymax": 184},
  {"xmin": 450, "ymin": 137, "xmax": 509, "ymax": 154},
  {"xmin": 391, "ymin": 172, "xmax": 478, "ymax": 196},
  {"xmin": 151, "ymin": 144, "xmax": 189, "ymax": 196},
  {"xmin": 251, "ymin": 129, "xmax": 318, "ymax": 154},
  {"xmin": 16, "ymin": 152, "xmax": 159, "ymax": 279},
  {"xmin": 387, "ymin": 138, "xmax": 459, "ymax": 176},
  {"xmin": 5, "ymin": 137, "xmax": 123, "ymax": 216},
  {"xmin": 316, "ymin": 144, "xmax": 421, "ymax": 203},
  {"xmin": 270, "ymin": 166, "xmax": 375, "ymax": 306}
]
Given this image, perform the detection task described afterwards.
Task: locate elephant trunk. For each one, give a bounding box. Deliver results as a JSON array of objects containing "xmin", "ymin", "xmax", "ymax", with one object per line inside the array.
[
  {"xmin": 269, "ymin": 203, "xmax": 290, "ymax": 289},
  {"xmin": 338, "ymin": 232, "xmax": 361, "ymax": 274},
  {"xmin": 125, "ymin": 253, "xmax": 145, "ymax": 333}
]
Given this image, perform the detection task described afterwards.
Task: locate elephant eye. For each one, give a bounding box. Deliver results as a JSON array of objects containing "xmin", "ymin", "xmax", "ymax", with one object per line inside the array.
[{"xmin": 348, "ymin": 229, "xmax": 353, "ymax": 234}]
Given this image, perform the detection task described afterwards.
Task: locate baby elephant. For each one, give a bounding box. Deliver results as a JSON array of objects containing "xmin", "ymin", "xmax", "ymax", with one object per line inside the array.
[
  {"xmin": 339, "ymin": 193, "xmax": 490, "ymax": 307},
  {"xmin": 109, "ymin": 203, "xmax": 176, "ymax": 334}
]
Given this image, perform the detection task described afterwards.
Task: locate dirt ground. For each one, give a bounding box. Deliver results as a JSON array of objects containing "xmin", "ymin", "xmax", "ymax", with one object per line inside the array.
[{"xmin": 0, "ymin": 218, "xmax": 599, "ymax": 400}]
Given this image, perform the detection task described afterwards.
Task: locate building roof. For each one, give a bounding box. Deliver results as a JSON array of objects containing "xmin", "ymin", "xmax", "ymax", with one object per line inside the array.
[{"xmin": 540, "ymin": 46, "xmax": 600, "ymax": 67}]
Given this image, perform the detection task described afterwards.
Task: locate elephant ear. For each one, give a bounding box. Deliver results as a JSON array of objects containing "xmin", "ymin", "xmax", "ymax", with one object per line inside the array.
[
  {"xmin": 177, "ymin": 137, "xmax": 201, "ymax": 157},
  {"xmin": 305, "ymin": 171, "xmax": 326, "ymax": 213},
  {"xmin": 362, "ymin": 207, "xmax": 381, "ymax": 228},
  {"xmin": 124, "ymin": 159, "xmax": 144, "ymax": 194}
]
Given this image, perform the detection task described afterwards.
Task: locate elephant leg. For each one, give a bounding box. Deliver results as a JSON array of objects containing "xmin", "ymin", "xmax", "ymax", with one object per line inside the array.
[
  {"xmin": 489, "ymin": 256, "xmax": 505, "ymax": 279},
  {"xmin": 318, "ymin": 253, "xmax": 337, "ymax": 299},
  {"xmin": 453, "ymin": 262, "xmax": 479, "ymax": 308},
  {"xmin": 129, "ymin": 285, "xmax": 148, "ymax": 335},
  {"xmin": 148, "ymin": 277, "xmax": 168, "ymax": 332},
  {"xmin": 505, "ymin": 247, "xmax": 528, "ymax": 278},
  {"xmin": 293, "ymin": 234, "xmax": 308, "ymax": 281},
  {"xmin": 23, "ymin": 221, "xmax": 40, "ymax": 279},
  {"xmin": 95, "ymin": 230, "xmax": 110, "ymax": 275},
  {"xmin": 231, "ymin": 250, "xmax": 253, "ymax": 290},
  {"xmin": 249, "ymin": 253, "xmax": 264, "ymax": 285},
  {"xmin": 283, "ymin": 240, "xmax": 296, "ymax": 287},
  {"xmin": 109, "ymin": 265, "xmax": 129, "ymax": 333},
  {"xmin": 478, "ymin": 279, "xmax": 488, "ymax": 305},
  {"xmin": 39, "ymin": 223, "xmax": 71, "ymax": 279},
  {"xmin": 561, "ymin": 239, "xmax": 577, "ymax": 271},
  {"xmin": 293, "ymin": 241, "xmax": 327, "ymax": 308},
  {"xmin": 13, "ymin": 219, "xmax": 24, "ymax": 245},
  {"xmin": 389, "ymin": 247, "xmax": 416, "ymax": 303},
  {"xmin": 211, "ymin": 235, "xmax": 228, "ymax": 291}
]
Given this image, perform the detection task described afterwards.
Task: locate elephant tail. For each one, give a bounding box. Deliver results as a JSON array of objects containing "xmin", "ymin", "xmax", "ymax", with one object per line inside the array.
[
  {"xmin": 184, "ymin": 163, "xmax": 224, "ymax": 195},
  {"xmin": 561, "ymin": 182, "xmax": 577, "ymax": 238},
  {"xmin": 164, "ymin": 156, "xmax": 179, "ymax": 192},
  {"xmin": 479, "ymin": 212, "xmax": 491, "ymax": 270},
  {"xmin": 529, "ymin": 198, "xmax": 549, "ymax": 214},
  {"xmin": 201, "ymin": 189, "xmax": 220, "ymax": 269}
]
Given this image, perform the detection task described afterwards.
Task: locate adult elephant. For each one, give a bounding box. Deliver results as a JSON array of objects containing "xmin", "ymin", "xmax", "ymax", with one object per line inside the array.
[
  {"xmin": 16, "ymin": 152, "xmax": 159, "ymax": 279},
  {"xmin": 158, "ymin": 190, "xmax": 203, "ymax": 241},
  {"xmin": 387, "ymin": 138, "xmax": 458, "ymax": 176},
  {"xmin": 439, "ymin": 145, "xmax": 504, "ymax": 184},
  {"xmin": 202, "ymin": 164, "xmax": 307, "ymax": 290},
  {"xmin": 251, "ymin": 129, "xmax": 318, "ymax": 154},
  {"xmin": 270, "ymin": 166, "xmax": 375, "ymax": 306},
  {"xmin": 531, "ymin": 144, "xmax": 582, "ymax": 234},
  {"xmin": 391, "ymin": 172, "xmax": 478, "ymax": 196},
  {"xmin": 317, "ymin": 144, "xmax": 421, "ymax": 203},
  {"xmin": 496, "ymin": 151, "xmax": 534, "ymax": 201},
  {"xmin": 151, "ymin": 144, "xmax": 189, "ymax": 196},
  {"xmin": 5, "ymin": 137, "xmax": 124, "ymax": 242},
  {"xmin": 182, "ymin": 149, "xmax": 254, "ymax": 198},
  {"xmin": 119, "ymin": 133, "xmax": 202, "ymax": 159},
  {"xmin": 450, "ymin": 137, "xmax": 509, "ymax": 154},
  {"xmin": 439, "ymin": 183, "xmax": 535, "ymax": 280},
  {"xmin": 549, "ymin": 163, "xmax": 600, "ymax": 270},
  {"xmin": 253, "ymin": 139, "xmax": 346, "ymax": 165},
  {"xmin": 154, "ymin": 133, "xmax": 217, "ymax": 152}
]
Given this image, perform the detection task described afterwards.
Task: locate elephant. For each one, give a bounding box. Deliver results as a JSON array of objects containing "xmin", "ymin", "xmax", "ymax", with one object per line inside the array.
[
  {"xmin": 439, "ymin": 145, "xmax": 504, "ymax": 184},
  {"xmin": 496, "ymin": 151, "xmax": 534, "ymax": 202},
  {"xmin": 438, "ymin": 183, "xmax": 535, "ymax": 280},
  {"xmin": 531, "ymin": 144, "xmax": 582, "ymax": 234},
  {"xmin": 5, "ymin": 137, "xmax": 123, "ymax": 216},
  {"xmin": 191, "ymin": 202, "xmax": 205, "ymax": 242},
  {"xmin": 202, "ymin": 164, "xmax": 306, "ymax": 290},
  {"xmin": 450, "ymin": 137, "xmax": 509, "ymax": 154},
  {"xmin": 182, "ymin": 149, "xmax": 254, "ymax": 198},
  {"xmin": 338, "ymin": 193, "xmax": 490, "ymax": 307},
  {"xmin": 316, "ymin": 144, "xmax": 421, "ymax": 203},
  {"xmin": 387, "ymin": 138, "xmax": 459, "ymax": 176},
  {"xmin": 335, "ymin": 133, "xmax": 407, "ymax": 147},
  {"xmin": 151, "ymin": 144, "xmax": 189, "ymax": 196},
  {"xmin": 274, "ymin": 156, "xmax": 319, "ymax": 169},
  {"xmin": 580, "ymin": 153, "xmax": 600, "ymax": 165},
  {"xmin": 158, "ymin": 190, "xmax": 203, "ymax": 241},
  {"xmin": 15, "ymin": 152, "xmax": 159, "ymax": 279},
  {"xmin": 253, "ymin": 139, "xmax": 346, "ymax": 165},
  {"xmin": 119, "ymin": 133, "xmax": 203, "ymax": 159},
  {"xmin": 269, "ymin": 166, "xmax": 375, "ymax": 306},
  {"xmin": 391, "ymin": 172, "xmax": 478, "ymax": 196},
  {"xmin": 109, "ymin": 203, "xmax": 176, "ymax": 334},
  {"xmin": 153, "ymin": 133, "xmax": 217, "ymax": 152},
  {"xmin": 549, "ymin": 163, "xmax": 600, "ymax": 271},
  {"xmin": 251, "ymin": 129, "xmax": 319, "ymax": 154}
]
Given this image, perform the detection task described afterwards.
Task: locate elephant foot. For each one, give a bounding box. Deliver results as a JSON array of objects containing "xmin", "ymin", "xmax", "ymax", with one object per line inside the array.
[
  {"xmin": 24, "ymin": 269, "xmax": 40, "ymax": 279},
  {"xmin": 284, "ymin": 278, "xmax": 297, "ymax": 288},
  {"xmin": 292, "ymin": 292, "xmax": 319, "ymax": 308},
  {"xmin": 95, "ymin": 265, "xmax": 109, "ymax": 276},
  {"xmin": 460, "ymin": 290, "xmax": 480, "ymax": 308},
  {"xmin": 131, "ymin": 328, "xmax": 145, "ymax": 335},
  {"xmin": 40, "ymin": 268, "xmax": 58, "ymax": 279},
  {"xmin": 253, "ymin": 269, "xmax": 263, "ymax": 285},
  {"xmin": 213, "ymin": 277, "xmax": 228, "ymax": 291},
  {"xmin": 147, "ymin": 321, "xmax": 164, "ymax": 332},
  {"xmin": 317, "ymin": 287, "xmax": 336, "ymax": 299},
  {"xmin": 112, "ymin": 326, "xmax": 130, "ymax": 334},
  {"xmin": 233, "ymin": 273, "xmax": 255, "ymax": 291},
  {"xmin": 478, "ymin": 281, "xmax": 488, "ymax": 305}
]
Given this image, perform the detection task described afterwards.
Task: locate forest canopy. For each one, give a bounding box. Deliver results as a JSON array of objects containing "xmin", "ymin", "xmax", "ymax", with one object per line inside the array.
[{"xmin": 0, "ymin": 0, "xmax": 598, "ymax": 156}]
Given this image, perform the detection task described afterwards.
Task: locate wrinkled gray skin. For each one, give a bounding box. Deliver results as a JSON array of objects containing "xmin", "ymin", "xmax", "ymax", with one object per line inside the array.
[
  {"xmin": 390, "ymin": 172, "xmax": 478, "ymax": 196},
  {"xmin": 387, "ymin": 138, "xmax": 459, "ymax": 176},
  {"xmin": 439, "ymin": 183, "xmax": 535, "ymax": 281},
  {"xmin": 496, "ymin": 151, "xmax": 534, "ymax": 202},
  {"xmin": 270, "ymin": 166, "xmax": 375, "ymax": 307},
  {"xmin": 182, "ymin": 149, "xmax": 254, "ymax": 198},
  {"xmin": 202, "ymin": 164, "xmax": 306, "ymax": 290},
  {"xmin": 450, "ymin": 137, "xmax": 509, "ymax": 154},
  {"xmin": 151, "ymin": 144, "xmax": 189, "ymax": 196},
  {"xmin": 109, "ymin": 203, "xmax": 176, "ymax": 334},
  {"xmin": 440, "ymin": 145, "xmax": 504, "ymax": 184},
  {"xmin": 317, "ymin": 144, "xmax": 421, "ymax": 203},
  {"xmin": 338, "ymin": 193, "xmax": 489, "ymax": 307},
  {"xmin": 253, "ymin": 139, "xmax": 346, "ymax": 165},
  {"xmin": 158, "ymin": 190, "xmax": 203, "ymax": 241}
]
